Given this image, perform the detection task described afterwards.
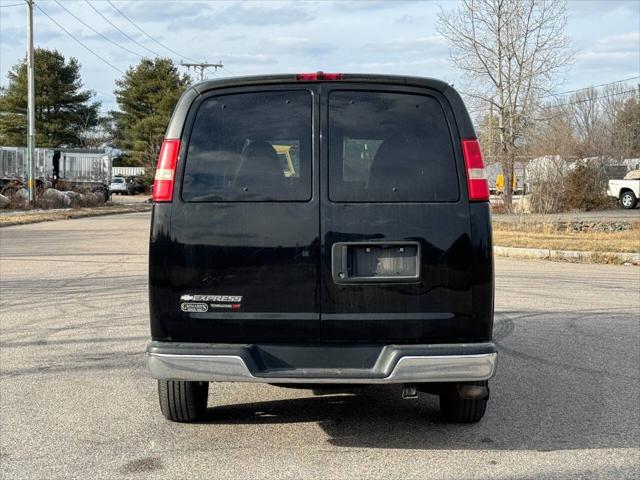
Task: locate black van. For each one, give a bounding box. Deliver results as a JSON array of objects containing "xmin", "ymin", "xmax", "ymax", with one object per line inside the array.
[{"xmin": 147, "ymin": 73, "xmax": 496, "ymax": 423}]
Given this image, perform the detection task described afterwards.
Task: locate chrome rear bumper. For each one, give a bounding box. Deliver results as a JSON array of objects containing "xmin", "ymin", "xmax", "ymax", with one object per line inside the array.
[{"xmin": 146, "ymin": 342, "xmax": 497, "ymax": 384}]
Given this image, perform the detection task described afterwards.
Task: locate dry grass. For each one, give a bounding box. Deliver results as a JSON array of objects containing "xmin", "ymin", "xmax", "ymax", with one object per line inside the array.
[
  {"xmin": 0, "ymin": 204, "xmax": 151, "ymax": 227},
  {"xmin": 493, "ymin": 221, "xmax": 640, "ymax": 253}
]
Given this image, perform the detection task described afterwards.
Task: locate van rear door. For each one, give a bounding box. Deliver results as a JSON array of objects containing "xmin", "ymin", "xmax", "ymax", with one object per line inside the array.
[
  {"xmin": 320, "ymin": 85, "xmax": 474, "ymax": 343},
  {"xmin": 154, "ymin": 86, "xmax": 320, "ymax": 342}
]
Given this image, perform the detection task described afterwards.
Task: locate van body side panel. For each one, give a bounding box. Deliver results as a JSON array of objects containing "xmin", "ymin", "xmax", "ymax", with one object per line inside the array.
[
  {"xmin": 165, "ymin": 87, "xmax": 198, "ymax": 139},
  {"xmin": 442, "ymin": 86, "xmax": 477, "ymax": 139},
  {"xmin": 469, "ymin": 202, "xmax": 494, "ymax": 341},
  {"xmin": 149, "ymin": 203, "xmax": 175, "ymax": 339}
]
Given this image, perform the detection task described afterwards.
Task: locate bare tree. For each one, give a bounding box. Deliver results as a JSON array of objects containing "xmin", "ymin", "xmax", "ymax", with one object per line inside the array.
[
  {"xmin": 438, "ymin": 0, "xmax": 574, "ymax": 209},
  {"xmin": 523, "ymin": 102, "xmax": 574, "ymax": 213},
  {"xmin": 570, "ymin": 87, "xmax": 604, "ymax": 158},
  {"xmin": 565, "ymin": 84, "xmax": 637, "ymax": 158},
  {"xmin": 599, "ymin": 84, "xmax": 638, "ymax": 160},
  {"xmin": 527, "ymin": 102, "xmax": 576, "ymax": 159},
  {"xmin": 611, "ymin": 87, "xmax": 640, "ymax": 160}
]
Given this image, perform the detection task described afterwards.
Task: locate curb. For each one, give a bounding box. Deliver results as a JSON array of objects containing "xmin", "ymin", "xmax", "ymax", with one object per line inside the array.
[
  {"xmin": 0, "ymin": 205, "xmax": 151, "ymax": 227},
  {"xmin": 494, "ymin": 245, "xmax": 640, "ymax": 265}
]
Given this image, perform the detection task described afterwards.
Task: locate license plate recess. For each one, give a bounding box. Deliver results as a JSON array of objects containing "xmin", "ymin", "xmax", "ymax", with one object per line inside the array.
[{"xmin": 331, "ymin": 241, "xmax": 421, "ymax": 284}]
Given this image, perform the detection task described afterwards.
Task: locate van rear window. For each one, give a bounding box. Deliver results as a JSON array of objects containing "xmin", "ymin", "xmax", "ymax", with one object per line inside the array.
[
  {"xmin": 328, "ymin": 91, "xmax": 459, "ymax": 202},
  {"xmin": 182, "ymin": 90, "xmax": 312, "ymax": 202}
]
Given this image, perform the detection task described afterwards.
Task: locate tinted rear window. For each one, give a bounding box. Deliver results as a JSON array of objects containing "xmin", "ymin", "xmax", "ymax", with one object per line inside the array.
[
  {"xmin": 328, "ymin": 91, "xmax": 459, "ymax": 202},
  {"xmin": 182, "ymin": 90, "xmax": 312, "ymax": 202}
]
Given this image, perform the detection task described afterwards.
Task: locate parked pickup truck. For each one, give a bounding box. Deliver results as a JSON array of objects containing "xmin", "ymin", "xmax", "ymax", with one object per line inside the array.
[{"xmin": 608, "ymin": 176, "xmax": 640, "ymax": 209}]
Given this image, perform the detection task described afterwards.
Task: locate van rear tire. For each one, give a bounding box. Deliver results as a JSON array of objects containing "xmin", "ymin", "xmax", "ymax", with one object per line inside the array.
[
  {"xmin": 439, "ymin": 382, "xmax": 488, "ymax": 423},
  {"xmin": 158, "ymin": 380, "xmax": 208, "ymax": 422}
]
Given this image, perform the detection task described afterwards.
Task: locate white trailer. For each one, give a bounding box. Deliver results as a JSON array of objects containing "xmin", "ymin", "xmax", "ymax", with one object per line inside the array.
[{"xmin": 0, "ymin": 146, "xmax": 112, "ymax": 200}]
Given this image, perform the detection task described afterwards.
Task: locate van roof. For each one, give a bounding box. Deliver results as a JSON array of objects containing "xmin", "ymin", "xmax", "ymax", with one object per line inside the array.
[
  {"xmin": 192, "ymin": 74, "xmax": 450, "ymax": 94},
  {"xmin": 166, "ymin": 73, "xmax": 476, "ymax": 142}
]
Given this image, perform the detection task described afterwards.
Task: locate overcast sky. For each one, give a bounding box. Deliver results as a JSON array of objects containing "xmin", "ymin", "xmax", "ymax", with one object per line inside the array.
[{"xmin": 1, "ymin": 0, "xmax": 639, "ymax": 112}]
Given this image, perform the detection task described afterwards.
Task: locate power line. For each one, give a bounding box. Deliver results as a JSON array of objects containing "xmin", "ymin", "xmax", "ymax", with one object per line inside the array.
[
  {"xmin": 0, "ymin": 2, "xmax": 25, "ymax": 7},
  {"xmin": 85, "ymin": 1, "xmax": 164, "ymax": 59},
  {"xmin": 53, "ymin": 0, "xmax": 145, "ymax": 59},
  {"xmin": 106, "ymin": 0, "xmax": 198, "ymax": 62},
  {"xmin": 533, "ymin": 88, "xmax": 639, "ymax": 122},
  {"xmin": 35, "ymin": 3, "xmax": 124, "ymax": 73},
  {"xmin": 543, "ymin": 76, "xmax": 640, "ymax": 98},
  {"xmin": 467, "ymin": 83, "xmax": 639, "ymax": 114},
  {"xmin": 221, "ymin": 65, "xmax": 235, "ymax": 75},
  {"xmin": 547, "ymin": 88, "xmax": 638, "ymax": 108}
]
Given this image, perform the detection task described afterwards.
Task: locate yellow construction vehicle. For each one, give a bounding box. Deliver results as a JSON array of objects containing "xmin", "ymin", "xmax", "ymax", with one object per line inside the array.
[{"xmin": 495, "ymin": 173, "xmax": 518, "ymax": 193}]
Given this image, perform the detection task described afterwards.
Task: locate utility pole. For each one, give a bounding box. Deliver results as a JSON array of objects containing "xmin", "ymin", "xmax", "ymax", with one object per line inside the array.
[
  {"xmin": 26, "ymin": 0, "xmax": 36, "ymax": 206},
  {"xmin": 180, "ymin": 61, "xmax": 223, "ymax": 81}
]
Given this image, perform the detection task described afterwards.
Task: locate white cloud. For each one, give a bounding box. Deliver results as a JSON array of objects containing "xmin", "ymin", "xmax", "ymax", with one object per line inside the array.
[
  {"xmin": 591, "ymin": 31, "xmax": 640, "ymax": 53},
  {"xmin": 0, "ymin": 0, "xmax": 638, "ymax": 108},
  {"xmin": 573, "ymin": 31, "xmax": 640, "ymax": 77},
  {"xmin": 568, "ymin": 0, "xmax": 639, "ymax": 17},
  {"xmin": 361, "ymin": 35, "xmax": 448, "ymax": 54}
]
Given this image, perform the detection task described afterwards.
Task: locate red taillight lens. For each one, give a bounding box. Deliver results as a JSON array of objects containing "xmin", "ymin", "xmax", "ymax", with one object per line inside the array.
[
  {"xmin": 461, "ymin": 139, "xmax": 490, "ymax": 202},
  {"xmin": 152, "ymin": 139, "xmax": 180, "ymax": 202},
  {"xmin": 296, "ymin": 71, "xmax": 343, "ymax": 81}
]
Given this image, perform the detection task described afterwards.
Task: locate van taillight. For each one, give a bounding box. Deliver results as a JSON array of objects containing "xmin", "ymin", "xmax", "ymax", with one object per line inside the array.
[
  {"xmin": 152, "ymin": 139, "xmax": 180, "ymax": 202},
  {"xmin": 296, "ymin": 71, "xmax": 343, "ymax": 81},
  {"xmin": 461, "ymin": 139, "xmax": 490, "ymax": 202}
]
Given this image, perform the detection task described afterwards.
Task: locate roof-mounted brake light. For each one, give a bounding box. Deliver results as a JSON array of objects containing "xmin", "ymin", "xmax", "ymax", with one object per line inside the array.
[{"xmin": 296, "ymin": 71, "xmax": 343, "ymax": 81}]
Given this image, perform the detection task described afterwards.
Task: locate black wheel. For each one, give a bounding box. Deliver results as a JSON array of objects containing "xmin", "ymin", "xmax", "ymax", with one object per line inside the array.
[
  {"xmin": 439, "ymin": 381, "xmax": 488, "ymax": 423},
  {"xmin": 620, "ymin": 191, "xmax": 637, "ymax": 209},
  {"xmin": 158, "ymin": 380, "xmax": 208, "ymax": 422}
]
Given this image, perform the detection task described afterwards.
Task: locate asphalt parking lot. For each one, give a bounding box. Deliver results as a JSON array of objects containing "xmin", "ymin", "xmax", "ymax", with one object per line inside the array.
[{"xmin": 1, "ymin": 212, "xmax": 638, "ymax": 479}]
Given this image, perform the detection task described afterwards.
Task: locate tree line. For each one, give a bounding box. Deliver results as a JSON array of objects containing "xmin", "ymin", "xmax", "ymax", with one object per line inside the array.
[
  {"xmin": 438, "ymin": 0, "xmax": 640, "ymax": 211},
  {"xmin": 1, "ymin": 0, "xmax": 638, "ymax": 212},
  {"xmin": 0, "ymin": 48, "xmax": 189, "ymax": 172}
]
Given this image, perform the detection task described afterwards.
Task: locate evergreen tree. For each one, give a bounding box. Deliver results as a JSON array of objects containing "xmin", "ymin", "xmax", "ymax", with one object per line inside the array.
[
  {"xmin": 0, "ymin": 48, "xmax": 100, "ymax": 147},
  {"xmin": 113, "ymin": 58, "xmax": 190, "ymax": 166}
]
